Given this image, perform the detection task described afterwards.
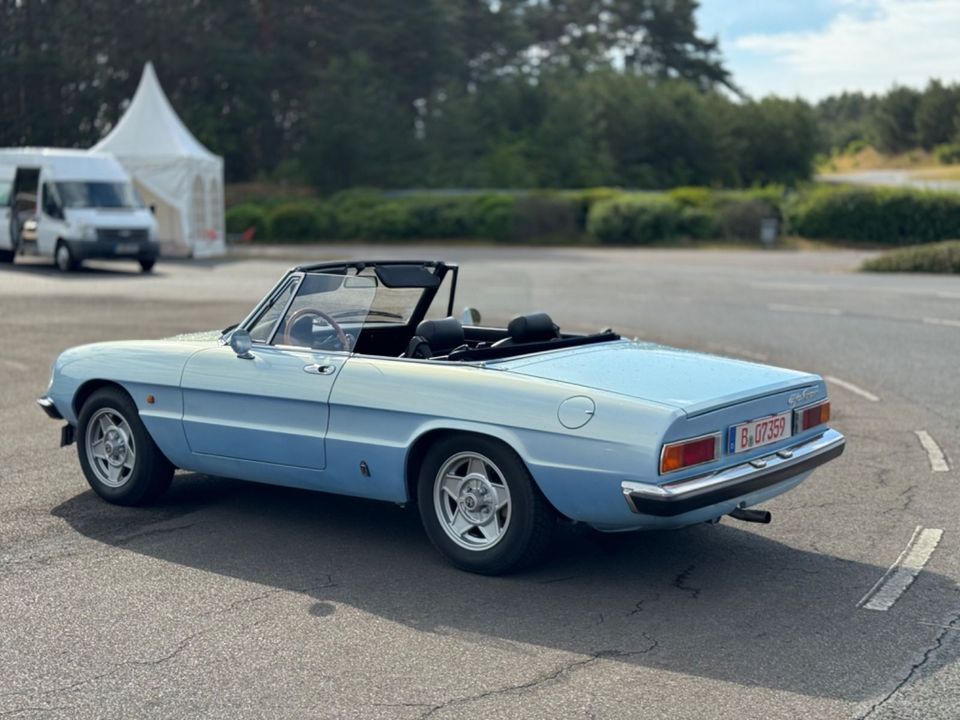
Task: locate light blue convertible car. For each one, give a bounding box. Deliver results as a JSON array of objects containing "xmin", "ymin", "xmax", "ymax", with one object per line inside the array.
[{"xmin": 39, "ymin": 260, "xmax": 845, "ymax": 574}]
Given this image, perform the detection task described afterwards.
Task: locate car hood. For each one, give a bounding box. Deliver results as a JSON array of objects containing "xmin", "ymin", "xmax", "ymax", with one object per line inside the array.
[
  {"xmin": 64, "ymin": 207, "xmax": 155, "ymax": 229},
  {"xmin": 491, "ymin": 340, "xmax": 818, "ymax": 415}
]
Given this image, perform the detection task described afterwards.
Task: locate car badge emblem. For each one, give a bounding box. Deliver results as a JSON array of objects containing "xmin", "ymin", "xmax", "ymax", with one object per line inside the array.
[
  {"xmin": 788, "ymin": 388, "xmax": 817, "ymax": 406},
  {"xmin": 119, "ymin": 230, "xmax": 131, "ymax": 238}
]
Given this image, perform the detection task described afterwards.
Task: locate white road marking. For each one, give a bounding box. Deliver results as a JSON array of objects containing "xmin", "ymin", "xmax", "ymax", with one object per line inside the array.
[
  {"xmin": 858, "ymin": 527, "xmax": 944, "ymax": 611},
  {"xmin": 824, "ymin": 375, "xmax": 881, "ymax": 402},
  {"xmin": 0, "ymin": 359, "xmax": 29, "ymax": 371},
  {"xmin": 768, "ymin": 303, "xmax": 842, "ymax": 316},
  {"xmin": 923, "ymin": 317, "xmax": 960, "ymax": 328},
  {"xmin": 915, "ymin": 430, "xmax": 950, "ymax": 472}
]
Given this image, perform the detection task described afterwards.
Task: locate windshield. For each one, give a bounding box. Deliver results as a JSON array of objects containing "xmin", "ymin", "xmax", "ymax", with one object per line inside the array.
[
  {"xmin": 55, "ymin": 181, "xmax": 144, "ymax": 209},
  {"xmin": 249, "ymin": 272, "xmax": 380, "ymax": 351}
]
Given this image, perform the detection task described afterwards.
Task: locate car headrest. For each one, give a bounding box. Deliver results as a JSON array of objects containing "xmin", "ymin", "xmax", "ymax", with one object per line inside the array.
[
  {"xmin": 507, "ymin": 312, "xmax": 558, "ymax": 342},
  {"xmin": 415, "ymin": 317, "xmax": 464, "ymax": 351}
]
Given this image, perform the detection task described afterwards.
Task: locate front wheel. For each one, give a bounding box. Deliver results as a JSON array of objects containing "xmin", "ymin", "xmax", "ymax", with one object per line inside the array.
[
  {"xmin": 417, "ymin": 435, "xmax": 555, "ymax": 574},
  {"xmin": 77, "ymin": 387, "xmax": 173, "ymax": 505},
  {"xmin": 55, "ymin": 242, "xmax": 78, "ymax": 272},
  {"xmin": 139, "ymin": 258, "xmax": 156, "ymax": 273},
  {"xmin": 0, "ymin": 248, "xmax": 14, "ymax": 263}
]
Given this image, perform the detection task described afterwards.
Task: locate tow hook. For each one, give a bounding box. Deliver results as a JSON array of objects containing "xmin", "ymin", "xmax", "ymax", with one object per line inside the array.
[{"xmin": 728, "ymin": 507, "xmax": 771, "ymax": 524}]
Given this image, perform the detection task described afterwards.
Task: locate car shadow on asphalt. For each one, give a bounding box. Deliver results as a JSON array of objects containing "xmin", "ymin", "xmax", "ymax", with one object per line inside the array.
[{"xmin": 52, "ymin": 472, "xmax": 954, "ymax": 703}]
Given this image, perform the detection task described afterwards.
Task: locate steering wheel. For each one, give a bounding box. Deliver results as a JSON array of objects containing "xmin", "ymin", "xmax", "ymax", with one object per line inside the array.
[{"xmin": 282, "ymin": 308, "xmax": 351, "ymax": 351}]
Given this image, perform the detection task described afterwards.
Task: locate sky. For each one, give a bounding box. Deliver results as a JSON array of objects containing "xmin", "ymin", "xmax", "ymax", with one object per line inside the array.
[{"xmin": 696, "ymin": 0, "xmax": 960, "ymax": 100}]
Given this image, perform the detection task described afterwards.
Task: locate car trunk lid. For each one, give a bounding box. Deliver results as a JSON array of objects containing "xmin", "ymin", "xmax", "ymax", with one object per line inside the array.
[{"xmin": 493, "ymin": 340, "xmax": 819, "ymax": 415}]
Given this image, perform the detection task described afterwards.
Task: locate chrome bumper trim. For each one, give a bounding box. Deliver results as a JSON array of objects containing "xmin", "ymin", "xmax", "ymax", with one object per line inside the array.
[
  {"xmin": 36, "ymin": 396, "xmax": 63, "ymax": 420},
  {"xmin": 621, "ymin": 429, "xmax": 845, "ymax": 516}
]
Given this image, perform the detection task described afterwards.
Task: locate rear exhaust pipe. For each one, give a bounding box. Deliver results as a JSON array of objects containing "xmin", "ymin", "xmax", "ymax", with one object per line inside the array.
[{"xmin": 729, "ymin": 507, "xmax": 771, "ymax": 524}]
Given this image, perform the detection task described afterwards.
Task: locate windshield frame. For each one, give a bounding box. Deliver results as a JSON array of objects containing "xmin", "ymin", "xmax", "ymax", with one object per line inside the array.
[{"xmin": 235, "ymin": 261, "xmax": 457, "ymax": 352}]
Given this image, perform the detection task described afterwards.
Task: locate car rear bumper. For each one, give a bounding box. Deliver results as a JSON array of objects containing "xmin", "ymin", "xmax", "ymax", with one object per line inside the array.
[
  {"xmin": 621, "ymin": 428, "xmax": 845, "ymax": 517},
  {"xmin": 65, "ymin": 239, "xmax": 160, "ymax": 261}
]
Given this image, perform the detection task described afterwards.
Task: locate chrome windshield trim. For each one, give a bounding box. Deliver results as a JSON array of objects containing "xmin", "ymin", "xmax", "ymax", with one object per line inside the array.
[{"xmin": 622, "ymin": 428, "xmax": 845, "ymax": 513}]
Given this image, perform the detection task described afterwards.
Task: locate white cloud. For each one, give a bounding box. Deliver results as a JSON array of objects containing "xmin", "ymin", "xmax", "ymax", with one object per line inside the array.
[{"xmin": 729, "ymin": 0, "xmax": 960, "ymax": 99}]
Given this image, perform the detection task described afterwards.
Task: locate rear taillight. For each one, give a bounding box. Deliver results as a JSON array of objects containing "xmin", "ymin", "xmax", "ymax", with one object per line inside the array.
[
  {"xmin": 660, "ymin": 433, "xmax": 720, "ymax": 475},
  {"xmin": 794, "ymin": 400, "xmax": 830, "ymax": 433}
]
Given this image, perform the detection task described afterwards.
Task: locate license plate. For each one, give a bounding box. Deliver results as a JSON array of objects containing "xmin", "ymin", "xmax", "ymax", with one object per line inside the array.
[
  {"xmin": 728, "ymin": 411, "xmax": 792, "ymax": 453},
  {"xmin": 116, "ymin": 242, "xmax": 138, "ymax": 254}
]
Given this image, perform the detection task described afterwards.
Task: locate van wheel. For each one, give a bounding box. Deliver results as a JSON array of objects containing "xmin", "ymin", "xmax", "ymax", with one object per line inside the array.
[
  {"xmin": 0, "ymin": 249, "xmax": 14, "ymax": 263},
  {"xmin": 139, "ymin": 258, "xmax": 156, "ymax": 273},
  {"xmin": 55, "ymin": 242, "xmax": 78, "ymax": 272},
  {"xmin": 417, "ymin": 434, "xmax": 556, "ymax": 575}
]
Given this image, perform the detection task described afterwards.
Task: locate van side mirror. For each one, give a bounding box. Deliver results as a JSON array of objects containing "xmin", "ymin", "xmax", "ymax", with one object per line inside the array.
[
  {"xmin": 229, "ymin": 329, "xmax": 254, "ymax": 359},
  {"xmin": 149, "ymin": 204, "xmax": 157, "ymax": 215}
]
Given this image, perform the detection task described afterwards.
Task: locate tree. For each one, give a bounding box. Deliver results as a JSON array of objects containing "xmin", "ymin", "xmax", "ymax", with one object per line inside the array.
[
  {"xmin": 873, "ymin": 86, "xmax": 921, "ymax": 153},
  {"xmin": 915, "ymin": 80, "xmax": 960, "ymax": 150}
]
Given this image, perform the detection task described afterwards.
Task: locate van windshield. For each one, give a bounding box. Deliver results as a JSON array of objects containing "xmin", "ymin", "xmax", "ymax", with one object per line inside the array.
[{"xmin": 55, "ymin": 182, "xmax": 143, "ymax": 209}]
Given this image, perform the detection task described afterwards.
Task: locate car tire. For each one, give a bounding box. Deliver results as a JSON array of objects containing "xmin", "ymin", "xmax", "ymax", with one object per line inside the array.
[
  {"xmin": 139, "ymin": 258, "xmax": 156, "ymax": 273},
  {"xmin": 55, "ymin": 241, "xmax": 79, "ymax": 272},
  {"xmin": 77, "ymin": 387, "xmax": 174, "ymax": 506},
  {"xmin": 0, "ymin": 248, "xmax": 14, "ymax": 263},
  {"xmin": 417, "ymin": 434, "xmax": 555, "ymax": 575}
]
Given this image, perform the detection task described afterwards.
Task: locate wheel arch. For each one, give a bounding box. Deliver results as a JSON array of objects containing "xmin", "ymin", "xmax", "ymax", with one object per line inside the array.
[
  {"xmin": 403, "ymin": 426, "xmax": 562, "ymax": 516},
  {"xmin": 73, "ymin": 379, "xmax": 129, "ymax": 418}
]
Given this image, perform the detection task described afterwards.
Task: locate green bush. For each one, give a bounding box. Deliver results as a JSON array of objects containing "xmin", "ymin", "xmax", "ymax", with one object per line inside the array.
[
  {"xmin": 587, "ymin": 195, "xmax": 681, "ymax": 244},
  {"xmin": 327, "ymin": 188, "xmax": 383, "ymax": 237},
  {"xmin": 668, "ymin": 186, "xmax": 713, "ymax": 208},
  {"xmin": 225, "ymin": 204, "xmax": 268, "ymax": 239},
  {"xmin": 788, "ymin": 185, "xmax": 960, "ymax": 245},
  {"xmin": 716, "ymin": 198, "xmax": 778, "ymax": 240},
  {"xmin": 360, "ymin": 202, "xmax": 413, "ymax": 239},
  {"xmin": 862, "ymin": 240, "xmax": 960, "ymax": 272},
  {"xmin": 466, "ymin": 194, "xmax": 515, "ymax": 239},
  {"xmin": 935, "ymin": 142, "xmax": 960, "ymax": 165},
  {"xmin": 677, "ymin": 207, "xmax": 719, "ymax": 239},
  {"xmin": 268, "ymin": 203, "xmax": 320, "ymax": 241},
  {"xmin": 559, "ymin": 188, "xmax": 623, "ymax": 230},
  {"xmin": 509, "ymin": 195, "xmax": 579, "ymax": 241}
]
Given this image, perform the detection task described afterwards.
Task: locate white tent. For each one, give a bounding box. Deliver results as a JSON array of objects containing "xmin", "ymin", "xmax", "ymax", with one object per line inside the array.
[{"xmin": 92, "ymin": 62, "xmax": 225, "ymax": 257}]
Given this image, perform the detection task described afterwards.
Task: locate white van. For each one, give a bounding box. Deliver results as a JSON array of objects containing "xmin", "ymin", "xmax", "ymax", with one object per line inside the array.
[{"xmin": 0, "ymin": 148, "xmax": 159, "ymax": 272}]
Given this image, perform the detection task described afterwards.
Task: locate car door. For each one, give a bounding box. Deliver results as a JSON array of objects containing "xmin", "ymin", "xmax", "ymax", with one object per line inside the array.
[{"xmin": 180, "ymin": 343, "xmax": 344, "ymax": 471}]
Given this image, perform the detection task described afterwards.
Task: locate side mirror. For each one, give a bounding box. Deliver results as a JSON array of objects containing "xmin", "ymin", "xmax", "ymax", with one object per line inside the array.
[
  {"xmin": 460, "ymin": 307, "xmax": 481, "ymax": 326},
  {"xmin": 229, "ymin": 328, "xmax": 254, "ymax": 359},
  {"xmin": 149, "ymin": 204, "xmax": 157, "ymax": 215}
]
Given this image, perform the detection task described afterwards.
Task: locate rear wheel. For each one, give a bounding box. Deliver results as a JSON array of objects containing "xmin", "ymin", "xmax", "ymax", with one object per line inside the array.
[
  {"xmin": 0, "ymin": 248, "xmax": 13, "ymax": 263},
  {"xmin": 417, "ymin": 434, "xmax": 555, "ymax": 574},
  {"xmin": 55, "ymin": 241, "xmax": 78, "ymax": 272},
  {"xmin": 139, "ymin": 258, "xmax": 156, "ymax": 273},
  {"xmin": 77, "ymin": 387, "xmax": 173, "ymax": 505}
]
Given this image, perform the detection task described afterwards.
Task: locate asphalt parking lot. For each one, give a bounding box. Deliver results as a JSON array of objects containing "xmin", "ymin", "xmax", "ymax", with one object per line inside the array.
[{"xmin": 2, "ymin": 246, "xmax": 959, "ymax": 719}]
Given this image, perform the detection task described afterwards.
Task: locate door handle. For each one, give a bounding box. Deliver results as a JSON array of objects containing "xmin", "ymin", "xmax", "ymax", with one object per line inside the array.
[{"xmin": 303, "ymin": 363, "xmax": 337, "ymax": 375}]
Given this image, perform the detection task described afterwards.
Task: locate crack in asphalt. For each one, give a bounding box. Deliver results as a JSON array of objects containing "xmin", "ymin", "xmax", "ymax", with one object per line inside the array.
[
  {"xmin": 857, "ymin": 611, "xmax": 960, "ymax": 719},
  {"xmin": 0, "ymin": 706, "xmax": 77, "ymax": 717},
  {"xmin": 410, "ymin": 637, "xmax": 659, "ymax": 719},
  {"xmin": 1, "ymin": 574, "xmax": 341, "ymax": 710},
  {"xmin": 672, "ymin": 564, "xmax": 701, "ymax": 599},
  {"xmin": 882, "ymin": 484, "xmax": 918, "ymax": 515},
  {"xmin": 197, "ymin": 574, "xmax": 337, "ymax": 619}
]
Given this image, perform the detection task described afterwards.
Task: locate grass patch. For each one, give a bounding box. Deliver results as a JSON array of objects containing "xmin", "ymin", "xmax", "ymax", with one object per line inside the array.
[{"xmin": 861, "ymin": 240, "xmax": 960, "ymax": 273}]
